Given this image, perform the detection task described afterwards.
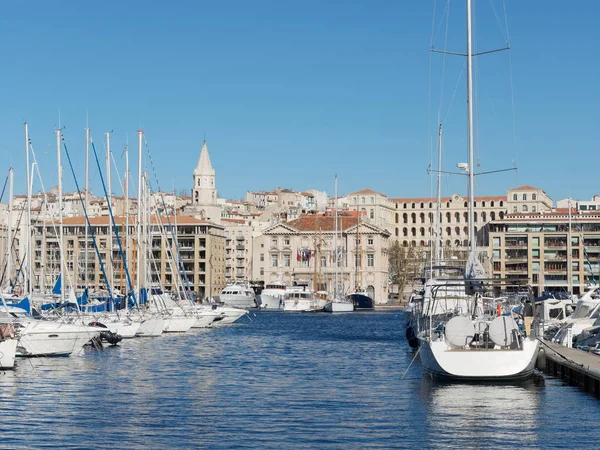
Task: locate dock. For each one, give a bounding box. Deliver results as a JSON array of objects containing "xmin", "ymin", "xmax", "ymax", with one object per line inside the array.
[{"xmin": 539, "ymin": 340, "xmax": 600, "ymax": 398}]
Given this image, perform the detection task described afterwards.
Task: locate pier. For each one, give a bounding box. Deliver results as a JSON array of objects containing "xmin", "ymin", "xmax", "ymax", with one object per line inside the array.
[{"xmin": 539, "ymin": 340, "xmax": 600, "ymax": 398}]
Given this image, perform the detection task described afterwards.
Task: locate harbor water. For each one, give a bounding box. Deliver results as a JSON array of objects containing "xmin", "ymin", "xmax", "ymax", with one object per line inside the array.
[{"xmin": 1, "ymin": 311, "xmax": 599, "ymax": 449}]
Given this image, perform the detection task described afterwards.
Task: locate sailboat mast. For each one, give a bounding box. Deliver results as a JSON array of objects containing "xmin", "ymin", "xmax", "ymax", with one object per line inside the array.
[
  {"xmin": 25, "ymin": 123, "xmax": 32, "ymax": 296},
  {"xmin": 568, "ymin": 197, "xmax": 573, "ymax": 293},
  {"xmin": 6, "ymin": 167, "xmax": 13, "ymax": 290},
  {"xmin": 125, "ymin": 141, "xmax": 129, "ymax": 290},
  {"xmin": 85, "ymin": 127, "xmax": 89, "ymax": 290},
  {"xmin": 334, "ymin": 176, "xmax": 338, "ymax": 297},
  {"xmin": 56, "ymin": 128, "xmax": 65, "ymax": 304},
  {"xmin": 106, "ymin": 132, "xmax": 113, "ymax": 288},
  {"xmin": 136, "ymin": 130, "xmax": 143, "ymax": 298},
  {"xmin": 435, "ymin": 124, "xmax": 443, "ymax": 265},
  {"xmin": 466, "ymin": 0, "xmax": 476, "ymax": 251}
]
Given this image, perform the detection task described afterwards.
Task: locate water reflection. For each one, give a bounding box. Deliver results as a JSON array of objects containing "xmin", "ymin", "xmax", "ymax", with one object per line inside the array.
[{"xmin": 420, "ymin": 377, "xmax": 542, "ymax": 449}]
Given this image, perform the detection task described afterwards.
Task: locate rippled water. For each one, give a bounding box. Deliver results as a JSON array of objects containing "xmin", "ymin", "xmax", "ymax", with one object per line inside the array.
[{"xmin": 0, "ymin": 311, "xmax": 598, "ymax": 449}]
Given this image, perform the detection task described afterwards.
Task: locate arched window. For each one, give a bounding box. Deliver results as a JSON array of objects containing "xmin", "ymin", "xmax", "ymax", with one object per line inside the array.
[
  {"xmin": 428, "ymin": 212, "xmax": 434, "ymax": 223},
  {"xmin": 403, "ymin": 228, "xmax": 408, "ymax": 237},
  {"xmin": 500, "ymin": 201, "xmax": 504, "ymax": 207},
  {"xmin": 429, "ymin": 202, "xmax": 433, "ymax": 208},
  {"xmin": 463, "ymin": 239, "xmax": 469, "ymax": 247},
  {"xmin": 403, "ymin": 203, "xmax": 407, "ymax": 209},
  {"xmin": 499, "ymin": 211, "xmax": 505, "ymax": 219},
  {"xmin": 522, "ymin": 194, "xmax": 527, "ymax": 201},
  {"xmin": 446, "ymin": 240, "xmax": 451, "ymax": 247},
  {"xmin": 482, "ymin": 201, "xmax": 486, "ymax": 207},
  {"xmin": 454, "ymin": 239, "xmax": 461, "ymax": 247},
  {"xmin": 491, "ymin": 211, "xmax": 496, "ymax": 221},
  {"xmin": 482, "ymin": 211, "xmax": 487, "ymax": 222},
  {"xmin": 491, "ymin": 201, "xmax": 495, "ymax": 207},
  {"xmin": 411, "ymin": 213, "xmax": 416, "ymax": 223},
  {"xmin": 420, "ymin": 227, "xmax": 425, "ymax": 237},
  {"xmin": 474, "ymin": 201, "xmax": 477, "ymax": 207},
  {"xmin": 411, "ymin": 203, "xmax": 416, "ymax": 209},
  {"xmin": 463, "ymin": 227, "xmax": 468, "ymax": 235},
  {"xmin": 464, "ymin": 212, "xmax": 468, "ymax": 223},
  {"xmin": 513, "ymin": 194, "xmax": 517, "ymax": 201},
  {"xmin": 420, "ymin": 202, "xmax": 424, "ymax": 208},
  {"xmin": 446, "ymin": 212, "xmax": 451, "ymax": 223},
  {"xmin": 411, "ymin": 227, "xmax": 416, "ymax": 237},
  {"xmin": 403, "ymin": 213, "xmax": 408, "ymax": 224},
  {"xmin": 513, "ymin": 206, "xmax": 518, "ymax": 212},
  {"xmin": 411, "ymin": 241, "xmax": 417, "ymax": 247},
  {"xmin": 395, "ymin": 228, "xmax": 399, "ymax": 237},
  {"xmin": 474, "ymin": 212, "xmax": 478, "ymax": 223},
  {"xmin": 455, "ymin": 226, "xmax": 460, "ymax": 236},
  {"xmin": 403, "ymin": 241, "xmax": 408, "ymax": 247},
  {"xmin": 395, "ymin": 213, "xmax": 399, "ymax": 224},
  {"xmin": 446, "ymin": 202, "xmax": 450, "ymax": 208},
  {"xmin": 420, "ymin": 240, "xmax": 425, "ymax": 247},
  {"xmin": 532, "ymin": 193, "xmax": 537, "ymax": 201},
  {"xmin": 420, "ymin": 213, "xmax": 425, "ymax": 224},
  {"xmin": 455, "ymin": 212, "xmax": 460, "ymax": 223},
  {"xmin": 446, "ymin": 227, "xmax": 451, "ymax": 236},
  {"xmin": 523, "ymin": 205, "xmax": 528, "ymax": 212},
  {"xmin": 370, "ymin": 197, "xmax": 374, "ymax": 204},
  {"xmin": 464, "ymin": 201, "xmax": 468, "ymax": 208}
]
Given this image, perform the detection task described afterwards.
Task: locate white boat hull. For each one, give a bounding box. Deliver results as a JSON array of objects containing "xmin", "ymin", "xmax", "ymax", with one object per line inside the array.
[
  {"xmin": 210, "ymin": 306, "xmax": 246, "ymax": 325},
  {"xmin": 163, "ymin": 316, "xmax": 196, "ymax": 333},
  {"xmin": 191, "ymin": 312, "xmax": 219, "ymax": 328},
  {"xmin": 418, "ymin": 337, "xmax": 540, "ymax": 381},
  {"xmin": 220, "ymin": 295, "xmax": 256, "ymax": 309},
  {"xmin": 324, "ymin": 301, "xmax": 354, "ymax": 313},
  {"xmin": 136, "ymin": 317, "xmax": 166, "ymax": 337},
  {"xmin": 0, "ymin": 338, "xmax": 18, "ymax": 369},
  {"xmin": 283, "ymin": 299, "xmax": 321, "ymax": 312},
  {"xmin": 259, "ymin": 294, "xmax": 284, "ymax": 310},
  {"xmin": 17, "ymin": 321, "xmax": 100, "ymax": 357}
]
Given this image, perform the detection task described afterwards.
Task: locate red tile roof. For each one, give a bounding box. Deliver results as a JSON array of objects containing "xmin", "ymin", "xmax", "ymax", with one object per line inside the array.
[
  {"xmin": 509, "ymin": 185, "xmax": 543, "ymax": 192},
  {"xmin": 391, "ymin": 195, "xmax": 505, "ymax": 203},
  {"xmin": 286, "ymin": 214, "xmax": 366, "ymax": 232}
]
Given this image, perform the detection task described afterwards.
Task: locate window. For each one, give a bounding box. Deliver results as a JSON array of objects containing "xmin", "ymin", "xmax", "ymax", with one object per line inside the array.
[
  {"xmin": 492, "ymin": 249, "xmax": 500, "ymax": 259},
  {"xmin": 532, "ymin": 193, "xmax": 537, "ymax": 201},
  {"xmin": 523, "ymin": 194, "xmax": 527, "ymax": 201},
  {"xmin": 321, "ymin": 256, "xmax": 327, "ymax": 267},
  {"xmin": 532, "ymin": 206, "xmax": 537, "ymax": 212},
  {"xmin": 353, "ymin": 197, "xmax": 357, "ymax": 205},
  {"xmin": 284, "ymin": 254, "xmax": 290, "ymax": 267},
  {"xmin": 260, "ymin": 268, "xmax": 264, "ymax": 276},
  {"xmin": 513, "ymin": 194, "xmax": 517, "ymax": 201},
  {"xmin": 367, "ymin": 254, "xmax": 374, "ymax": 267},
  {"xmin": 523, "ymin": 205, "xmax": 528, "ymax": 212},
  {"xmin": 362, "ymin": 197, "xmax": 366, "ymax": 204},
  {"xmin": 403, "ymin": 213, "xmax": 408, "ymax": 224},
  {"xmin": 513, "ymin": 206, "xmax": 518, "ymax": 212},
  {"xmin": 532, "ymin": 249, "xmax": 540, "ymax": 259},
  {"xmin": 260, "ymin": 253, "xmax": 264, "ymax": 262},
  {"xmin": 370, "ymin": 209, "xmax": 374, "ymax": 219},
  {"xmin": 370, "ymin": 197, "xmax": 374, "ymax": 204},
  {"xmin": 532, "ymin": 237, "xmax": 540, "ymax": 246},
  {"xmin": 368, "ymin": 237, "xmax": 374, "ymax": 245},
  {"xmin": 271, "ymin": 255, "xmax": 278, "ymax": 267},
  {"xmin": 532, "ymin": 262, "xmax": 540, "ymax": 271},
  {"xmin": 493, "ymin": 237, "xmax": 501, "ymax": 248},
  {"xmin": 271, "ymin": 238, "xmax": 278, "ymax": 247},
  {"xmin": 284, "ymin": 238, "xmax": 290, "ymax": 246}
]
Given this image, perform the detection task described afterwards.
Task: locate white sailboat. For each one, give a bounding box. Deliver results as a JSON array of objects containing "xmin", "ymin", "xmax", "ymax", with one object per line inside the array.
[
  {"xmin": 325, "ymin": 175, "xmax": 353, "ymax": 313},
  {"xmin": 415, "ymin": 0, "xmax": 539, "ymax": 381}
]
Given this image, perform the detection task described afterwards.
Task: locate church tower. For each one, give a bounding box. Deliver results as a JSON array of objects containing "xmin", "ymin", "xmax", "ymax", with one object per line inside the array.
[{"xmin": 192, "ymin": 140, "xmax": 217, "ymax": 205}]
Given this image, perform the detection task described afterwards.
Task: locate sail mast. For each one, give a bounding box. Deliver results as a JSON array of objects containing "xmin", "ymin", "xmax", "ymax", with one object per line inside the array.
[
  {"xmin": 85, "ymin": 126, "xmax": 89, "ymax": 290},
  {"xmin": 106, "ymin": 132, "xmax": 113, "ymax": 289},
  {"xmin": 466, "ymin": 0, "xmax": 476, "ymax": 251},
  {"xmin": 435, "ymin": 124, "xmax": 443, "ymax": 265},
  {"xmin": 6, "ymin": 167, "xmax": 13, "ymax": 290},
  {"xmin": 25, "ymin": 123, "xmax": 32, "ymax": 296},
  {"xmin": 56, "ymin": 128, "xmax": 65, "ymax": 304},
  {"xmin": 136, "ymin": 130, "xmax": 143, "ymax": 299}
]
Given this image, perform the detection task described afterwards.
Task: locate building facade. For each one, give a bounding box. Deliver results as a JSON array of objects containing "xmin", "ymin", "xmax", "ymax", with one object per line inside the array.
[
  {"xmin": 255, "ymin": 213, "xmax": 391, "ymax": 304},
  {"xmin": 489, "ymin": 209, "xmax": 600, "ymax": 296}
]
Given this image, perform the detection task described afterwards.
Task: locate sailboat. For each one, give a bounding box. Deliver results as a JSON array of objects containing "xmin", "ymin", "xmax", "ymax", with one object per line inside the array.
[
  {"xmin": 415, "ymin": 0, "xmax": 539, "ymax": 380},
  {"xmin": 345, "ymin": 202, "xmax": 374, "ymax": 310},
  {"xmin": 325, "ymin": 176, "xmax": 354, "ymax": 312}
]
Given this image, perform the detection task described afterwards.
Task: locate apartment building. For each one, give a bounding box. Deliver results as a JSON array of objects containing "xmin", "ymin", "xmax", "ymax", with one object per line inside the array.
[
  {"xmin": 29, "ymin": 215, "xmax": 226, "ymax": 299},
  {"xmin": 489, "ymin": 209, "xmax": 600, "ymax": 296}
]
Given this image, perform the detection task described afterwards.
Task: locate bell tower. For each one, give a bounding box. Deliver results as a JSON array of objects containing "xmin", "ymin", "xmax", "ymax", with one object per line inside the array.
[{"xmin": 192, "ymin": 140, "xmax": 216, "ymax": 205}]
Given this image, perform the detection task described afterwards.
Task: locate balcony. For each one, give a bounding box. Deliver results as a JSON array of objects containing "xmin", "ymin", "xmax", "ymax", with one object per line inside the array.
[
  {"xmin": 236, "ymin": 244, "xmax": 245, "ymax": 250},
  {"xmin": 236, "ymin": 235, "xmax": 244, "ymax": 241}
]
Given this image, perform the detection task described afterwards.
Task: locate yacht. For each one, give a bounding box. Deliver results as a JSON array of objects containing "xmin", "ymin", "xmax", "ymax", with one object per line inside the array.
[
  {"xmin": 346, "ymin": 290, "xmax": 374, "ymax": 310},
  {"xmin": 259, "ymin": 282, "xmax": 287, "ymax": 309},
  {"xmin": 219, "ymin": 283, "xmax": 257, "ymax": 309},
  {"xmin": 0, "ymin": 319, "xmax": 18, "ymax": 369}
]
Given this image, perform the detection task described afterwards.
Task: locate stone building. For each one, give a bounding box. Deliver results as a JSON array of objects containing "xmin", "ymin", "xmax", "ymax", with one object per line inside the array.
[{"xmin": 255, "ymin": 213, "xmax": 391, "ymax": 304}]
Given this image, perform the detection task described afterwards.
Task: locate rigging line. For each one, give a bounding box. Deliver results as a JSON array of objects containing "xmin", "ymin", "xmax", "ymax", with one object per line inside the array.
[
  {"xmin": 0, "ymin": 173, "xmax": 8, "ymax": 202},
  {"xmin": 442, "ymin": 60, "xmax": 466, "ymax": 124},
  {"xmin": 437, "ymin": 0, "xmax": 451, "ymax": 126},
  {"xmin": 488, "ymin": 0, "xmax": 508, "ymax": 44},
  {"xmin": 503, "ymin": 3, "xmax": 518, "ymax": 187},
  {"xmin": 110, "ymin": 150, "xmax": 125, "ymax": 195},
  {"xmin": 431, "ymin": 0, "xmax": 451, "ymax": 49}
]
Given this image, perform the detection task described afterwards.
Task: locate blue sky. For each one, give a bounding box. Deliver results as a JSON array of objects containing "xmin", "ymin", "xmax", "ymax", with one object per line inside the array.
[{"xmin": 0, "ymin": 1, "xmax": 598, "ymax": 203}]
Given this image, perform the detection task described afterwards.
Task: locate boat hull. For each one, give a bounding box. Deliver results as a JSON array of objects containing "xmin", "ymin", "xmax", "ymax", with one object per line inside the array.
[
  {"xmin": 220, "ymin": 295, "xmax": 256, "ymax": 309},
  {"xmin": 324, "ymin": 301, "xmax": 354, "ymax": 312},
  {"xmin": 418, "ymin": 337, "xmax": 540, "ymax": 381},
  {"xmin": 347, "ymin": 293, "xmax": 374, "ymax": 310},
  {"xmin": 136, "ymin": 317, "xmax": 166, "ymax": 337},
  {"xmin": 283, "ymin": 299, "xmax": 322, "ymax": 312},
  {"xmin": 163, "ymin": 316, "xmax": 196, "ymax": 333},
  {"xmin": 259, "ymin": 294, "xmax": 284, "ymax": 310},
  {"xmin": 0, "ymin": 338, "xmax": 18, "ymax": 369},
  {"xmin": 17, "ymin": 321, "xmax": 100, "ymax": 357}
]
